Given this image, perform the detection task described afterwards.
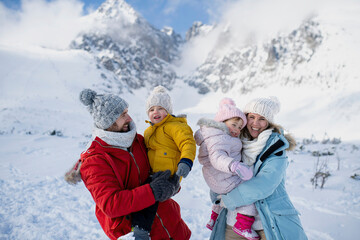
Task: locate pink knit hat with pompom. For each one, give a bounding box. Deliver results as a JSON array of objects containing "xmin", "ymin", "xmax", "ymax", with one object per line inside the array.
[{"xmin": 214, "ymin": 98, "xmax": 247, "ymax": 129}]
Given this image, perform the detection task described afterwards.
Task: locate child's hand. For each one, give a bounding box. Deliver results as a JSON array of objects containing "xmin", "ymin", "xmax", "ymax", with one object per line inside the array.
[
  {"xmin": 176, "ymin": 162, "xmax": 191, "ymax": 178},
  {"xmin": 230, "ymin": 161, "xmax": 253, "ymax": 180}
]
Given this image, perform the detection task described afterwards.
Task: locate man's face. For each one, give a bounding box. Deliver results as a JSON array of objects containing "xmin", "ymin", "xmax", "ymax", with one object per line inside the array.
[{"xmin": 106, "ymin": 108, "xmax": 132, "ymax": 132}]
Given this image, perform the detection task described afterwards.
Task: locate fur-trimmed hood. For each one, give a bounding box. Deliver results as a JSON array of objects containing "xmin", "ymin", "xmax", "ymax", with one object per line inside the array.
[
  {"xmin": 197, "ymin": 118, "xmax": 230, "ymax": 134},
  {"xmin": 194, "ymin": 118, "xmax": 233, "ymax": 147}
]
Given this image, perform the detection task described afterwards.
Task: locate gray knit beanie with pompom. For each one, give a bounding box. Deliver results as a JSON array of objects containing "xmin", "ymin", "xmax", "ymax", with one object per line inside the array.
[{"xmin": 79, "ymin": 89, "xmax": 129, "ymax": 130}]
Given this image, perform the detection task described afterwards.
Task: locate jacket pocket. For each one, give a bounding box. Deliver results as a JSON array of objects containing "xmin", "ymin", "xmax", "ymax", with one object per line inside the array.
[
  {"xmin": 110, "ymin": 216, "xmax": 124, "ymax": 230},
  {"xmin": 152, "ymin": 150, "xmax": 177, "ymax": 174},
  {"xmin": 270, "ymin": 208, "xmax": 305, "ymax": 240}
]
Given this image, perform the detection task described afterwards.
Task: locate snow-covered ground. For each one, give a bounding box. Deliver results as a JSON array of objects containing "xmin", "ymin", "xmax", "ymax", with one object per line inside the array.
[
  {"xmin": 0, "ymin": 94, "xmax": 360, "ymax": 240},
  {"xmin": 0, "ymin": 53, "xmax": 359, "ymax": 239}
]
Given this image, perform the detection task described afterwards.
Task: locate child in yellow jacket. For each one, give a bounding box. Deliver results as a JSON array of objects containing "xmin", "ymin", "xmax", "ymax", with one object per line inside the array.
[
  {"xmin": 144, "ymin": 85, "xmax": 196, "ymax": 178},
  {"xmin": 131, "ymin": 85, "xmax": 196, "ymax": 240}
]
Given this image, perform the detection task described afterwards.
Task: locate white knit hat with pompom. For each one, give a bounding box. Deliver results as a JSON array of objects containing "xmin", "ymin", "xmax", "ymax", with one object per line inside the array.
[
  {"xmin": 243, "ymin": 96, "xmax": 280, "ymax": 123},
  {"xmin": 146, "ymin": 86, "xmax": 173, "ymax": 114}
]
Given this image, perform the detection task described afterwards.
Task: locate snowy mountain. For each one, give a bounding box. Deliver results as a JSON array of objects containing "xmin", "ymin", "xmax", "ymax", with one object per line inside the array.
[
  {"xmin": 185, "ymin": 21, "xmax": 214, "ymax": 42},
  {"xmin": 70, "ymin": 0, "xmax": 183, "ymax": 92},
  {"xmin": 185, "ymin": 19, "xmax": 324, "ymax": 94},
  {"xmin": 67, "ymin": 0, "xmax": 359, "ymax": 106}
]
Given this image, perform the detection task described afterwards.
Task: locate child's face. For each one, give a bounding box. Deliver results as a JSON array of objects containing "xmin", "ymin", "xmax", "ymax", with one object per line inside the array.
[
  {"xmin": 224, "ymin": 117, "xmax": 243, "ymax": 138},
  {"xmin": 148, "ymin": 106, "xmax": 168, "ymax": 124}
]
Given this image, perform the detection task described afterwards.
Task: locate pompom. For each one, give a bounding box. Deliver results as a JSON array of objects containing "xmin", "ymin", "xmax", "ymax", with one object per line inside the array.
[
  {"xmin": 79, "ymin": 89, "xmax": 97, "ymax": 106},
  {"xmin": 269, "ymin": 96, "xmax": 281, "ymax": 114},
  {"xmin": 152, "ymin": 85, "xmax": 167, "ymax": 94},
  {"xmin": 219, "ymin": 97, "xmax": 236, "ymax": 107}
]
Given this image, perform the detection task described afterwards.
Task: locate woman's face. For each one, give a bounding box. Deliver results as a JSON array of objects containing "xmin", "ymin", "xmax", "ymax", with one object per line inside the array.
[{"xmin": 246, "ymin": 113, "xmax": 269, "ymax": 138}]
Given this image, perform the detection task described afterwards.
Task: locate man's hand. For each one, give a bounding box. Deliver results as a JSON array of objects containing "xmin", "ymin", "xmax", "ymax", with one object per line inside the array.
[{"xmin": 149, "ymin": 170, "xmax": 177, "ymax": 202}]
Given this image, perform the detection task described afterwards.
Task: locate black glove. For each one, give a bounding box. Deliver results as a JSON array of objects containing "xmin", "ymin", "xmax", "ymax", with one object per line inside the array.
[
  {"xmin": 149, "ymin": 170, "xmax": 176, "ymax": 202},
  {"xmin": 176, "ymin": 162, "xmax": 191, "ymax": 178}
]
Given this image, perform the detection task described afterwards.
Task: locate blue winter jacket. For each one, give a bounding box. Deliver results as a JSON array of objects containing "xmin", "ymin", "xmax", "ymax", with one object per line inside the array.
[{"xmin": 210, "ymin": 132, "xmax": 307, "ymax": 240}]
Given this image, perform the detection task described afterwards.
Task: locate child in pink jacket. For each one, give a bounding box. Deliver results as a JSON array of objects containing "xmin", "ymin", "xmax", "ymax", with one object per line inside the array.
[{"xmin": 194, "ymin": 98, "xmax": 259, "ymax": 240}]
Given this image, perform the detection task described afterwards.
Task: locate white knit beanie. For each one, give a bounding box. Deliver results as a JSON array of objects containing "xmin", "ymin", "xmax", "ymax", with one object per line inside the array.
[
  {"xmin": 243, "ymin": 96, "xmax": 280, "ymax": 123},
  {"xmin": 79, "ymin": 89, "xmax": 129, "ymax": 130},
  {"xmin": 146, "ymin": 86, "xmax": 173, "ymax": 114},
  {"xmin": 214, "ymin": 98, "xmax": 247, "ymax": 129}
]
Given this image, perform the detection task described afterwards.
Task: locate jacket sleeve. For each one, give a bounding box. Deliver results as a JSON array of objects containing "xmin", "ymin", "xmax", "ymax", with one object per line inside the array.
[
  {"xmin": 167, "ymin": 123, "xmax": 196, "ymax": 162},
  {"xmin": 205, "ymin": 134, "xmax": 234, "ymax": 174},
  {"xmin": 222, "ymin": 155, "xmax": 288, "ymax": 211},
  {"xmin": 80, "ymin": 155, "xmax": 155, "ymax": 218}
]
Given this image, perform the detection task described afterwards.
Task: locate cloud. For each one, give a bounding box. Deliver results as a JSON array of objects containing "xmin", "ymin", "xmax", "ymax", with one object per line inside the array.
[
  {"xmin": 176, "ymin": 0, "xmax": 360, "ymax": 75},
  {"xmin": 0, "ymin": 0, "xmax": 90, "ymax": 49}
]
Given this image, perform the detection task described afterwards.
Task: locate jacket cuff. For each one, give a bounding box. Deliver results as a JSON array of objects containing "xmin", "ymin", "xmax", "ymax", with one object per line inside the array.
[{"xmin": 179, "ymin": 158, "xmax": 193, "ymax": 170}]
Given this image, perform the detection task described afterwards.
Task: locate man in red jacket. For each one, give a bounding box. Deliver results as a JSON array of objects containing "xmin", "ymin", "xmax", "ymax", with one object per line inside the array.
[{"xmin": 66, "ymin": 89, "xmax": 191, "ymax": 240}]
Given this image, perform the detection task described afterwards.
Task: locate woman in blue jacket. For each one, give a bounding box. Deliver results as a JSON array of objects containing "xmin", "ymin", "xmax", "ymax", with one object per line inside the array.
[{"xmin": 210, "ymin": 96, "xmax": 307, "ymax": 240}]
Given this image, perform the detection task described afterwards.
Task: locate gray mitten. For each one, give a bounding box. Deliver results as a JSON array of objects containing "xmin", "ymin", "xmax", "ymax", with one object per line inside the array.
[
  {"xmin": 149, "ymin": 170, "xmax": 176, "ymax": 202},
  {"xmin": 169, "ymin": 173, "xmax": 180, "ymax": 195},
  {"xmin": 176, "ymin": 162, "xmax": 191, "ymax": 178}
]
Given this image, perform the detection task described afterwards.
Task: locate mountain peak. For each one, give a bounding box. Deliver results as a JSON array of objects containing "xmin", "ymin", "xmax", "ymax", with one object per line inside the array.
[{"xmin": 92, "ymin": 0, "xmax": 141, "ymax": 25}]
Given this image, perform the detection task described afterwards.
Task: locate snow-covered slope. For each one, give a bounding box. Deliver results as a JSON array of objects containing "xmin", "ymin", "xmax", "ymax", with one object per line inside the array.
[{"xmin": 1, "ymin": 40, "xmax": 360, "ymax": 239}]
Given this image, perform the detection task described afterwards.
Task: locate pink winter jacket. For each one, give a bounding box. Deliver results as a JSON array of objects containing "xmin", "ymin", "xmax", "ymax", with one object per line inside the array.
[{"xmin": 194, "ymin": 118, "xmax": 253, "ymax": 194}]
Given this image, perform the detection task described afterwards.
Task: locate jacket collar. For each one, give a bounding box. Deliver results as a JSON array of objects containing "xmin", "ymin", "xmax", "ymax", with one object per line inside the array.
[
  {"xmin": 258, "ymin": 132, "xmax": 289, "ymax": 161},
  {"xmin": 253, "ymin": 132, "xmax": 289, "ymax": 175}
]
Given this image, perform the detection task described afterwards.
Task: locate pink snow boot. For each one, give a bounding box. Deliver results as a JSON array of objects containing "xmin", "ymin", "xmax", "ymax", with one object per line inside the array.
[
  {"xmin": 232, "ymin": 213, "xmax": 260, "ymax": 240},
  {"xmin": 206, "ymin": 211, "xmax": 219, "ymax": 230}
]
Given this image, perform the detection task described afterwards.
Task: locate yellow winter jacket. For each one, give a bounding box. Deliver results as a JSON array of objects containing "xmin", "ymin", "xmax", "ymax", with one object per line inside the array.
[{"xmin": 144, "ymin": 114, "xmax": 196, "ymax": 175}]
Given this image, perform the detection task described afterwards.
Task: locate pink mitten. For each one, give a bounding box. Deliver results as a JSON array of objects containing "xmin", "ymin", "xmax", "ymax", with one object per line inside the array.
[{"xmin": 230, "ymin": 161, "xmax": 253, "ymax": 180}]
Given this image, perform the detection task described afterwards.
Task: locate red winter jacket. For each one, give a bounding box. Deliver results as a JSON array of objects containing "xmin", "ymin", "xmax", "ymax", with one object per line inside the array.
[{"xmin": 80, "ymin": 135, "xmax": 191, "ymax": 240}]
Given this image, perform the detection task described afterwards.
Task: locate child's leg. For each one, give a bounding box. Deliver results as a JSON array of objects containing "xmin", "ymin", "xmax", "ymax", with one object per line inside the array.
[
  {"xmin": 209, "ymin": 189, "xmax": 219, "ymax": 203},
  {"xmin": 131, "ymin": 202, "xmax": 159, "ymax": 240},
  {"xmin": 232, "ymin": 213, "xmax": 260, "ymax": 240},
  {"xmin": 206, "ymin": 190, "xmax": 223, "ymax": 230},
  {"xmin": 206, "ymin": 204, "xmax": 222, "ymax": 230}
]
